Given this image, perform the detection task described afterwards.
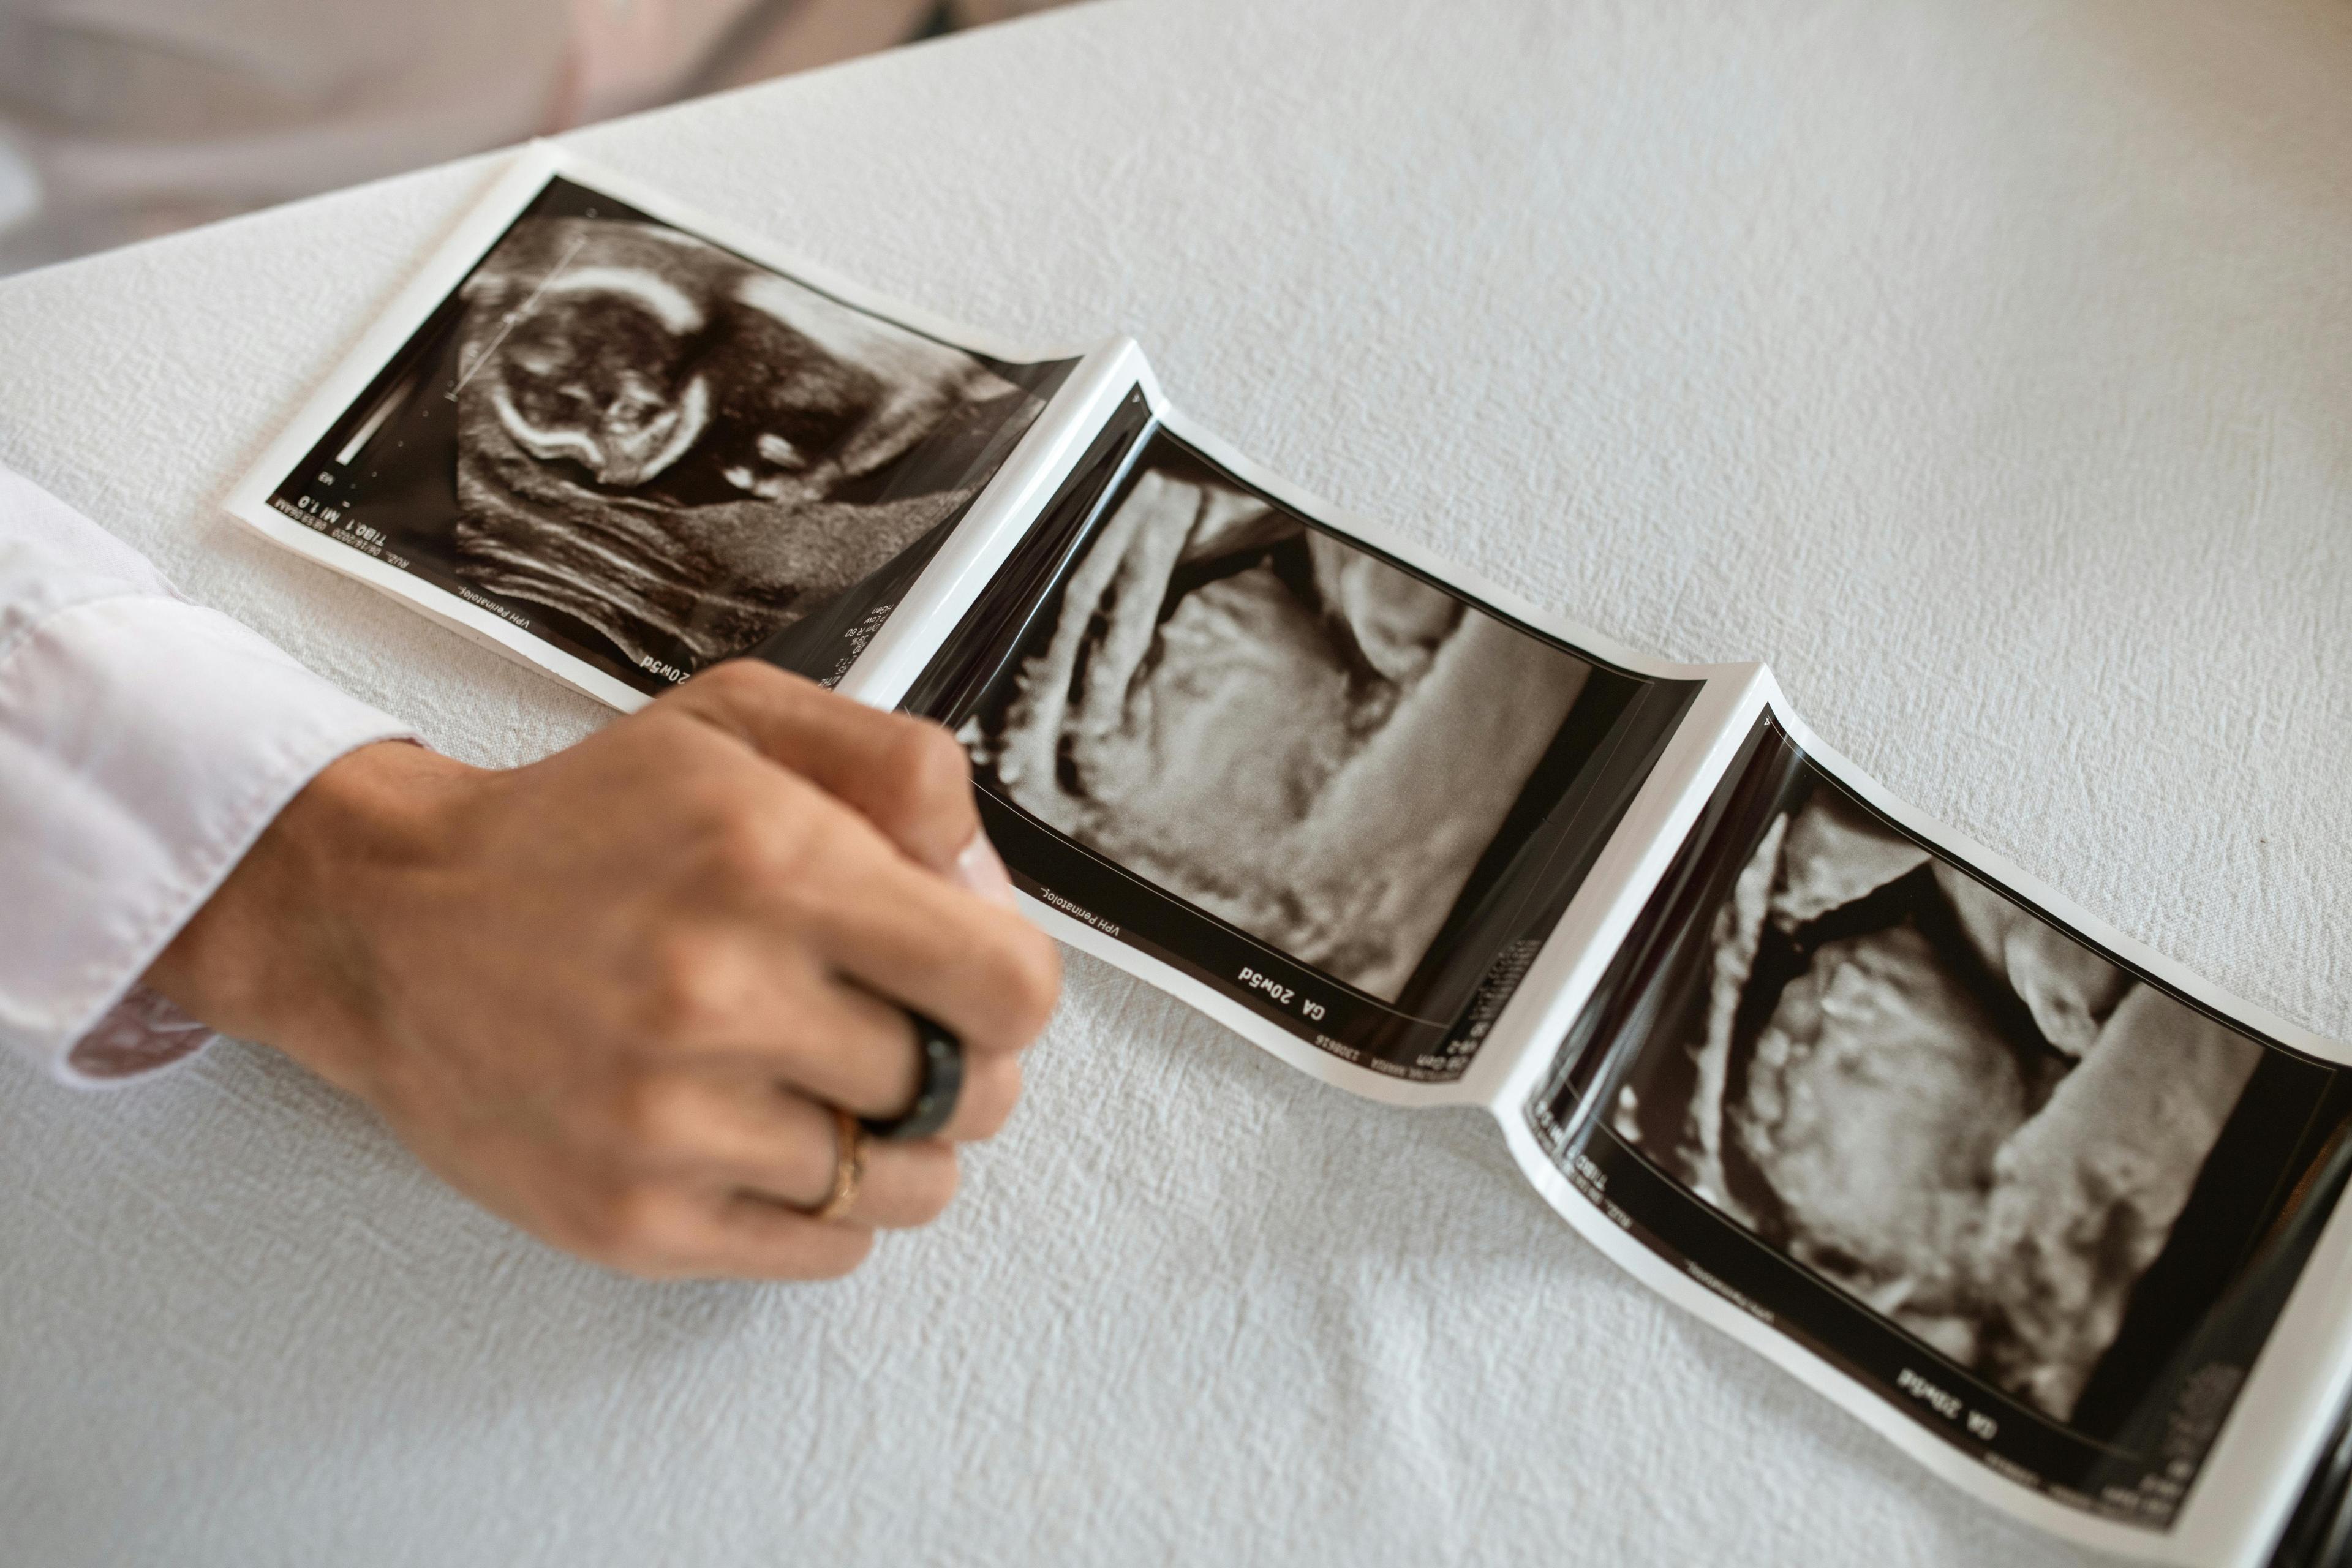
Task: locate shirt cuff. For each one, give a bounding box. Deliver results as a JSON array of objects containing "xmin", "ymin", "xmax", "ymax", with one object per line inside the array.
[{"xmin": 0, "ymin": 593, "xmax": 414, "ymax": 1085}]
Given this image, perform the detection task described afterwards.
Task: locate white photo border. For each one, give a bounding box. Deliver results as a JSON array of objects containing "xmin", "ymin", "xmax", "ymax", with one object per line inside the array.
[
  {"xmin": 221, "ymin": 140, "xmax": 1099, "ymax": 710},
  {"xmin": 1497, "ymin": 672, "xmax": 2352, "ymax": 1566}
]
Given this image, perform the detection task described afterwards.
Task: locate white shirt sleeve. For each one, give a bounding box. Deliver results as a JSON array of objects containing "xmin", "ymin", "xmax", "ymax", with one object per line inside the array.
[{"xmin": 0, "ymin": 463, "xmax": 415, "ymax": 1085}]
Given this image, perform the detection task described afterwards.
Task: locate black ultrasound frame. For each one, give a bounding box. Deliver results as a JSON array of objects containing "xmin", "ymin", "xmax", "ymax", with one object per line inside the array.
[
  {"xmin": 906, "ymin": 408, "xmax": 1702, "ymax": 1082},
  {"xmin": 264, "ymin": 174, "xmax": 1071, "ymax": 696},
  {"xmin": 1527, "ymin": 712, "xmax": 2352, "ymax": 1527}
]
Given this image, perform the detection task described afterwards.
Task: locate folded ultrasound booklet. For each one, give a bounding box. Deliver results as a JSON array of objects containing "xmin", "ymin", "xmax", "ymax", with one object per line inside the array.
[{"xmin": 227, "ymin": 145, "xmax": 2352, "ymax": 1568}]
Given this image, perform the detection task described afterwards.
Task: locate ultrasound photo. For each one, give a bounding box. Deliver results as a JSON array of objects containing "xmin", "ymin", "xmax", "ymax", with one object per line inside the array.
[
  {"xmin": 271, "ymin": 176, "xmax": 1061, "ymax": 692},
  {"xmin": 960, "ymin": 456, "xmax": 1594, "ymax": 1002},
  {"xmin": 1611, "ymin": 774, "xmax": 2264, "ymax": 1425}
]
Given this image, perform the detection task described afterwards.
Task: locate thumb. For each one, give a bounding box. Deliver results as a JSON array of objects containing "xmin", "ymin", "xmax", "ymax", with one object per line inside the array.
[{"xmin": 666, "ymin": 662, "xmax": 1009, "ymax": 903}]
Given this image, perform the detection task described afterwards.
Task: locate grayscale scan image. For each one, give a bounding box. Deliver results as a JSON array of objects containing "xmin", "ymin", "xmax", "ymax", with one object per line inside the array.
[
  {"xmin": 268, "ymin": 176, "xmax": 1066, "ymax": 695},
  {"xmin": 1528, "ymin": 714, "xmax": 2352, "ymax": 1515},
  {"xmin": 962, "ymin": 459, "xmax": 1592, "ymax": 1001},
  {"xmin": 1624, "ymin": 780, "xmax": 2260, "ymax": 1423}
]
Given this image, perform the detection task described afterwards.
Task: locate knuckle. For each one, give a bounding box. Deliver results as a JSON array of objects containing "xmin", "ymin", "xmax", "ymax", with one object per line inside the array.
[
  {"xmin": 689, "ymin": 658, "xmax": 783, "ymax": 705},
  {"xmin": 701, "ymin": 792, "xmax": 819, "ymax": 891},
  {"xmin": 570, "ymin": 1183, "xmax": 676, "ymax": 1270},
  {"xmin": 638, "ymin": 939, "xmax": 736, "ymax": 1042},
  {"xmin": 895, "ymin": 718, "xmax": 974, "ymax": 799},
  {"xmin": 606, "ymin": 1074, "xmax": 692, "ymax": 1156},
  {"xmin": 875, "ymin": 720, "xmax": 975, "ymax": 847}
]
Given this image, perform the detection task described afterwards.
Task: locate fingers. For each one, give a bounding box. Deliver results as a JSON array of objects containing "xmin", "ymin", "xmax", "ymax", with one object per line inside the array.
[
  {"xmin": 718, "ymin": 970, "xmax": 1027, "ymax": 1142},
  {"xmin": 717, "ymin": 960, "xmax": 1027, "ymax": 1140},
  {"xmin": 564, "ymin": 1180, "xmax": 875, "ymax": 1282},
  {"xmin": 637, "ymin": 864, "xmax": 1048, "ymax": 1118},
  {"xmin": 786, "ymin": 843, "xmax": 1061, "ymax": 1063},
  {"xmin": 560, "ymin": 1014, "xmax": 1028, "ymax": 1280},
  {"xmin": 610, "ymin": 1072, "xmax": 961, "ymax": 1227},
  {"xmin": 613, "ymin": 680, "xmax": 1052, "ymax": 1144},
  {"xmin": 669, "ymin": 661, "xmax": 983, "ymax": 874},
  {"xmin": 695, "ymin": 1199, "xmax": 875, "ymax": 1280},
  {"xmin": 557, "ymin": 669, "xmax": 1054, "ymax": 1286},
  {"xmin": 650, "ymin": 761, "xmax": 1057, "ymax": 1061},
  {"xmin": 654, "ymin": 950, "xmax": 927, "ymax": 1118},
  {"xmin": 570, "ymin": 1071, "xmax": 1018, "ymax": 1280}
]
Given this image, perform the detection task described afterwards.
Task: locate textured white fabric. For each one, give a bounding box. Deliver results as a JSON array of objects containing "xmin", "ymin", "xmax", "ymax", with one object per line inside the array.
[
  {"xmin": 0, "ymin": 464, "xmax": 413, "ymax": 1082},
  {"xmin": 0, "ymin": 1, "xmax": 2345, "ymax": 1563}
]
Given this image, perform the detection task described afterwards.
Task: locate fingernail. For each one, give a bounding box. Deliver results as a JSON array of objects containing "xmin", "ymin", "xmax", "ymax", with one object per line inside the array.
[{"xmin": 954, "ymin": 831, "xmax": 1019, "ymax": 909}]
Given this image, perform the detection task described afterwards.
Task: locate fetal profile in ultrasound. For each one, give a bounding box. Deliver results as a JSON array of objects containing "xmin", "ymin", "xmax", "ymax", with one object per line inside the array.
[
  {"xmin": 300, "ymin": 179, "xmax": 1058, "ymax": 689},
  {"xmin": 1612, "ymin": 772, "xmax": 2264, "ymax": 1425},
  {"xmin": 960, "ymin": 454, "xmax": 1594, "ymax": 1002},
  {"xmin": 443, "ymin": 215, "xmax": 1041, "ymax": 669}
]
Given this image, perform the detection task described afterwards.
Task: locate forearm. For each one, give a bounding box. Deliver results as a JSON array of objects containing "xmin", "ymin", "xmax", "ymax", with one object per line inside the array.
[
  {"xmin": 0, "ymin": 462, "xmax": 413, "ymax": 1084},
  {"xmin": 144, "ymin": 740, "xmax": 477, "ymax": 1098}
]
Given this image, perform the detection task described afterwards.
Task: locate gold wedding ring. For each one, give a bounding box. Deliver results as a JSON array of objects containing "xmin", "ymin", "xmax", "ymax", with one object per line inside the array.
[{"xmin": 807, "ymin": 1105, "xmax": 865, "ymax": 1224}]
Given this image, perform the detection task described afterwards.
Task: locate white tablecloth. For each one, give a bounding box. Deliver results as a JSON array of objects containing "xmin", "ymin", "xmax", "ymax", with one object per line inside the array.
[{"xmin": 3, "ymin": 2, "xmax": 2346, "ymax": 1562}]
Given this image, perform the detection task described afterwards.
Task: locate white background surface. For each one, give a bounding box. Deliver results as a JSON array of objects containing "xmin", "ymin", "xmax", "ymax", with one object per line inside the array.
[{"xmin": 2, "ymin": 1, "xmax": 2347, "ymax": 1562}]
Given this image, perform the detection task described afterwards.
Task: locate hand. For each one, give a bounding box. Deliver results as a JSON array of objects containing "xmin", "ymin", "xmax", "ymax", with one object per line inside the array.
[{"xmin": 145, "ymin": 662, "xmax": 1060, "ymax": 1280}]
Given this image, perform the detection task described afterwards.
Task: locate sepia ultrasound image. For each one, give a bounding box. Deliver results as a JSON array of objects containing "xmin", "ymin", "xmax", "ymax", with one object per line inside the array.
[
  {"xmin": 1624, "ymin": 780, "xmax": 2262, "ymax": 1424},
  {"xmin": 1526, "ymin": 708, "xmax": 2352, "ymax": 1480},
  {"xmin": 269, "ymin": 177, "xmax": 1064, "ymax": 693},
  {"xmin": 959, "ymin": 446, "xmax": 1596, "ymax": 1003}
]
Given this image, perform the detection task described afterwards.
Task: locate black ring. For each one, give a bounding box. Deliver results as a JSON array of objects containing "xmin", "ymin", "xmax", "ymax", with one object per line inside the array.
[{"xmin": 861, "ymin": 1012, "xmax": 963, "ymax": 1142}]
